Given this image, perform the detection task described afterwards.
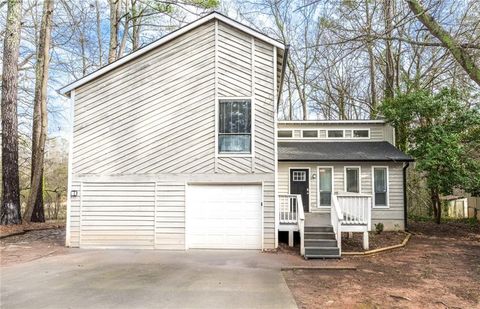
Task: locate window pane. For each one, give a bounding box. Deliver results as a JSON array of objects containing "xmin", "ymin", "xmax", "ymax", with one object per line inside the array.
[
  {"xmin": 375, "ymin": 192, "xmax": 387, "ymax": 206},
  {"xmin": 374, "ymin": 168, "xmax": 387, "ymax": 206},
  {"xmin": 302, "ymin": 130, "xmax": 318, "ymax": 138},
  {"xmin": 219, "ymin": 100, "xmax": 251, "ymax": 134},
  {"xmin": 328, "ymin": 130, "xmax": 344, "ymax": 138},
  {"xmin": 219, "ymin": 134, "xmax": 251, "ymax": 153},
  {"xmin": 353, "ymin": 130, "xmax": 369, "ymax": 138},
  {"xmin": 346, "ymin": 168, "xmax": 359, "ymax": 193},
  {"xmin": 278, "ymin": 130, "xmax": 293, "ymax": 138}
]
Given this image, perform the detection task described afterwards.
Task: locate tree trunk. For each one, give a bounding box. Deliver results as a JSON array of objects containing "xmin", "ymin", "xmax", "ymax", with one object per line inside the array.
[
  {"xmin": 24, "ymin": 0, "xmax": 54, "ymax": 223},
  {"xmin": 406, "ymin": 0, "xmax": 480, "ymax": 86},
  {"xmin": 30, "ymin": 174, "xmax": 45, "ymax": 222},
  {"xmin": 431, "ymin": 188, "xmax": 441, "ymax": 224},
  {"xmin": 1, "ymin": 0, "xmax": 23, "ymax": 225},
  {"xmin": 95, "ymin": 0, "xmax": 103, "ymax": 66},
  {"xmin": 384, "ymin": 0, "xmax": 395, "ymax": 99},
  {"xmin": 108, "ymin": 0, "xmax": 120, "ymax": 63},
  {"xmin": 365, "ymin": 0, "xmax": 377, "ymax": 119}
]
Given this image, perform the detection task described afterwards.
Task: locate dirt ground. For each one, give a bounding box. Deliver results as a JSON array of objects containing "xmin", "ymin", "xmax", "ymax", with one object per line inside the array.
[
  {"xmin": 0, "ymin": 228, "xmax": 69, "ymax": 266},
  {"xmin": 283, "ymin": 221, "xmax": 480, "ymax": 309}
]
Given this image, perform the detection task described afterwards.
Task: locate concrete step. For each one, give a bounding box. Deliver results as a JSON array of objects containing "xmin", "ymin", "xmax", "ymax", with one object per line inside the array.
[
  {"xmin": 304, "ymin": 226, "xmax": 333, "ymax": 233},
  {"xmin": 305, "ymin": 247, "xmax": 340, "ymax": 257},
  {"xmin": 304, "ymin": 231, "xmax": 336, "ymax": 240},
  {"xmin": 304, "ymin": 239, "xmax": 337, "ymax": 247}
]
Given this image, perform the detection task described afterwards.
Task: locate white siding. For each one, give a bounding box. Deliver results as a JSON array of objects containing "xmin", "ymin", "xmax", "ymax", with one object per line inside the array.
[
  {"xmin": 155, "ymin": 182, "xmax": 185, "ymax": 250},
  {"xmin": 278, "ymin": 162, "xmax": 405, "ymax": 230},
  {"xmin": 66, "ymin": 18, "xmax": 279, "ymax": 249},
  {"xmin": 79, "ymin": 182, "xmax": 156, "ymax": 249}
]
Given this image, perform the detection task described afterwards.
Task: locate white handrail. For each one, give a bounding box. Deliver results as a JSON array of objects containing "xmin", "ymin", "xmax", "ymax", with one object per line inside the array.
[
  {"xmin": 279, "ymin": 194, "xmax": 298, "ymax": 223},
  {"xmin": 297, "ymin": 195, "xmax": 305, "ymax": 256},
  {"xmin": 336, "ymin": 192, "xmax": 372, "ymax": 228},
  {"xmin": 331, "ymin": 195, "xmax": 343, "ymax": 254}
]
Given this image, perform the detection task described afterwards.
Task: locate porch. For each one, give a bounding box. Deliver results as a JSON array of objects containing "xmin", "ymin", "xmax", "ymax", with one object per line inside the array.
[{"xmin": 278, "ymin": 193, "xmax": 372, "ymax": 258}]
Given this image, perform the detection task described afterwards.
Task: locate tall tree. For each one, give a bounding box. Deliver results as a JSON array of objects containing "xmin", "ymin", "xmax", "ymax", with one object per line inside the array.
[
  {"xmin": 406, "ymin": 0, "xmax": 480, "ymax": 87},
  {"xmin": 1, "ymin": 0, "xmax": 23, "ymax": 225},
  {"xmin": 24, "ymin": 0, "xmax": 54, "ymax": 223},
  {"xmin": 108, "ymin": 0, "xmax": 120, "ymax": 63}
]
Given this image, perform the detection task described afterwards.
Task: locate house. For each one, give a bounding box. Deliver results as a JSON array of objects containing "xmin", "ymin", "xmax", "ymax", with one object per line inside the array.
[{"xmin": 59, "ymin": 12, "xmax": 412, "ymax": 258}]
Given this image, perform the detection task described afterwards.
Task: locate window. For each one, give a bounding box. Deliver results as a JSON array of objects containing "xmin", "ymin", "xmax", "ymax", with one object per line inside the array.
[
  {"xmin": 353, "ymin": 129, "xmax": 369, "ymax": 138},
  {"xmin": 218, "ymin": 99, "xmax": 251, "ymax": 153},
  {"xmin": 327, "ymin": 130, "xmax": 344, "ymax": 138},
  {"xmin": 278, "ymin": 130, "xmax": 293, "ymax": 138},
  {"xmin": 373, "ymin": 167, "xmax": 388, "ymax": 207},
  {"xmin": 318, "ymin": 167, "xmax": 333, "ymax": 207},
  {"xmin": 345, "ymin": 167, "xmax": 360, "ymax": 193},
  {"xmin": 292, "ymin": 171, "xmax": 306, "ymax": 181},
  {"xmin": 302, "ymin": 130, "xmax": 318, "ymax": 138}
]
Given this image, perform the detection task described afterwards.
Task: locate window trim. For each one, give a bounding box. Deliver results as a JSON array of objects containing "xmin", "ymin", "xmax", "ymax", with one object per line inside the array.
[
  {"xmin": 352, "ymin": 128, "xmax": 371, "ymax": 139},
  {"xmin": 302, "ymin": 129, "xmax": 319, "ymax": 139},
  {"xmin": 326, "ymin": 129, "xmax": 345, "ymax": 139},
  {"xmin": 317, "ymin": 166, "xmax": 334, "ymax": 208},
  {"xmin": 344, "ymin": 166, "xmax": 361, "ymax": 193},
  {"xmin": 372, "ymin": 166, "xmax": 390, "ymax": 208},
  {"xmin": 216, "ymin": 97, "xmax": 254, "ymax": 157}
]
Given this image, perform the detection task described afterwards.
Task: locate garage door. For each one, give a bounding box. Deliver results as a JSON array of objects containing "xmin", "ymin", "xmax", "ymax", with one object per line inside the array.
[{"xmin": 187, "ymin": 185, "xmax": 262, "ymax": 249}]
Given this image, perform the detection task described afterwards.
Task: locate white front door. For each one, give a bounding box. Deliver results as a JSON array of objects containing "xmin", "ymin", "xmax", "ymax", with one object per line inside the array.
[{"xmin": 187, "ymin": 185, "xmax": 262, "ymax": 249}]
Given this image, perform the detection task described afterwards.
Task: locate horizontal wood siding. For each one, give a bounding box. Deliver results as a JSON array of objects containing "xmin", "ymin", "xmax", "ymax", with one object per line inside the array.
[
  {"xmin": 278, "ymin": 162, "xmax": 405, "ymax": 230},
  {"xmin": 79, "ymin": 182, "xmax": 156, "ymax": 249},
  {"xmin": 263, "ymin": 180, "xmax": 275, "ymax": 249},
  {"xmin": 73, "ymin": 22, "xmax": 215, "ymax": 175},
  {"xmin": 155, "ymin": 182, "xmax": 185, "ymax": 249},
  {"xmin": 68, "ymin": 181, "xmax": 81, "ymax": 247}
]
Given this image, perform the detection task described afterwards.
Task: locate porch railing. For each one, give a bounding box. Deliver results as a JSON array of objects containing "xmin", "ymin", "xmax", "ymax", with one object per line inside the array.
[
  {"xmin": 336, "ymin": 193, "xmax": 372, "ymax": 230},
  {"xmin": 279, "ymin": 194, "xmax": 305, "ymax": 256},
  {"xmin": 331, "ymin": 195, "xmax": 343, "ymax": 254}
]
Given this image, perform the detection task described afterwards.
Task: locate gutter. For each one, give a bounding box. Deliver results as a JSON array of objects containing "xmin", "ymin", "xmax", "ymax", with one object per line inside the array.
[
  {"xmin": 276, "ymin": 45, "xmax": 290, "ymax": 110},
  {"xmin": 403, "ymin": 162, "xmax": 410, "ymax": 230}
]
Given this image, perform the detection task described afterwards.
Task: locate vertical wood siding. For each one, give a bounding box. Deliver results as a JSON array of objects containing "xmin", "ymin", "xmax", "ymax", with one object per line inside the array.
[
  {"xmin": 278, "ymin": 162, "xmax": 405, "ymax": 230},
  {"xmin": 79, "ymin": 182, "xmax": 156, "ymax": 249},
  {"xmin": 155, "ymin": 182, "xmax": 186, "ymax": 250}
]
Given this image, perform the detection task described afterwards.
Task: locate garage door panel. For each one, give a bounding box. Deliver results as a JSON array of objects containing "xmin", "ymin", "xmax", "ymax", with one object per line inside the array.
[{"xmin": 187, "ymin": 185, "xmax": 262, "ymax": 249}]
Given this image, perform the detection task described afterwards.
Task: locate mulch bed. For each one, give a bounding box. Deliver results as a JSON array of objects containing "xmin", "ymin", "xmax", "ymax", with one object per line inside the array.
[
  {"xmin": 0, "ymin": 221, "xmax": 65, "ymax": 239},
  {"xmin": 342, "ymin": 231, "xmax": 407, "ymax": 252}
]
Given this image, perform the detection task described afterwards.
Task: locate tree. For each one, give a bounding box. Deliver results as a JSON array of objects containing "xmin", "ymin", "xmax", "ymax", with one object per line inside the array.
[
  {"xmin": 1, "ymin": 0, "xmax": 23, "ymax": 225},
  {"xmin": 406, "ymin": 0, "xmax": 480, "ymax": 87},
  {"xmin": 381, "ymin": 89, "xmax": 480, "ymax": 223},
  {"xmin": 24, "ymin": 0, "xmax": 54, "ymax": 223}
]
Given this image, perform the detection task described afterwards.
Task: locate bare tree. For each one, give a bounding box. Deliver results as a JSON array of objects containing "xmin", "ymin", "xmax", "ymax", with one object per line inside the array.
[
  {"xmin": 406, "ymin": 0, "xmax": 480, "ymax": 86},
  {"xmin": 108, "ymin": 0, "xmax": 120, "ymax": 63},
  {"xmin": 24, "ymin": 0, "xmax": 54, "ymax": 223},
  {"xmin": 1, "ymin": 0, "xmax": 23, "ymax": 225}
]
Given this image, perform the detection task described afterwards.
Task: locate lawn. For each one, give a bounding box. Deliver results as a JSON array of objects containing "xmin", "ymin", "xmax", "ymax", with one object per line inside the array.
[{"xmin": 283, "ymin": 221, "xmax": 480, "ymax": 308}]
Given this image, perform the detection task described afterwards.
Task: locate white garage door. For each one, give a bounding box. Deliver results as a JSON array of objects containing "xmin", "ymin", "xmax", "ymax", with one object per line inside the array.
[{"xmin": 187, "ymin": 185, "xmax": 262, "ymax": 249}]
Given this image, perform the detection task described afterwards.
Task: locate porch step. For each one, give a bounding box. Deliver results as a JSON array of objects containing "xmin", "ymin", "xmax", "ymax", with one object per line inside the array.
[
  {"xmin": 304, "ymin": 239, "xmax": 337, "ymax": 247},
  {"xmin": 305, "ymin": 247, "xmax": 340, "ymax": 257},
  {"xmin": 303, "ymin": 223, "xmax": 340, "ymax": 259},
  {"xmin": 304, "ymin": 226, "xmax": 333, "ymax": 233},
  {"xmin": 304, "ymin": 231, "xmax": 336, "ymax": 240}
]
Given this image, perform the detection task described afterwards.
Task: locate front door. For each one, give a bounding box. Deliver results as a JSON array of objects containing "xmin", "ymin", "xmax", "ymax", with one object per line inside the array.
[{"xmin": 290, "ymin": 169, "xmax": 309, "ymax": 212}]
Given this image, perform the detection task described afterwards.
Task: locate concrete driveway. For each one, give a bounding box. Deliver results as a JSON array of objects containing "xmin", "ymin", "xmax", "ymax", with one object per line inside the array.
[{"xmin": 0, "ymin": 250, "xmax": 298, "ymax": 309}]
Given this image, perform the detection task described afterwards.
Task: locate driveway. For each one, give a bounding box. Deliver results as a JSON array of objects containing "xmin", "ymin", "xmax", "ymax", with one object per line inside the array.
[{"xmin": 0, "ymin": 249, "xmax": 298, "ymax": 309}]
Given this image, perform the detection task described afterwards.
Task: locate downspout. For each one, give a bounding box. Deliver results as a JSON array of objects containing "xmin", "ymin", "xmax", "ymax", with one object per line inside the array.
[{"xmin": 403, "ymin": 162, "xmax": 410, "ymax": 231}]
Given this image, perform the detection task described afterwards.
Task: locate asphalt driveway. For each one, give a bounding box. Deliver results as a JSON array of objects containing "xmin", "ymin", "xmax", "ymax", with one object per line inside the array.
[{"xmin": 0, "ymin": 250, "xmax": 298, "ymax": 309}]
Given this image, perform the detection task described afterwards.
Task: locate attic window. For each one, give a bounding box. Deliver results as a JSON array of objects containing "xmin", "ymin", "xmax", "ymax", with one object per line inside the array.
[
  {"xmin": 353, "ymin": 129, "xmax": 369, "ymax": 138},
  {"xmin": 278, "ymin": 130, "xmax": 293, "ymax": 138},
  {"xmin": 327, "ymin": 130, "xmax": 344, "ymax": 138},
  {"xmin": 302, "ymin": 130, "xmax": 318, "ymax": 138}
]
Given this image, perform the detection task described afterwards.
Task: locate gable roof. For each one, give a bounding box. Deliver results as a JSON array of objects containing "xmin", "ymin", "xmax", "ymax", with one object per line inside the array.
[
  {"xmin": 278, "ymin": 141, "xmax": 414, "ymax": 162},
  {"xmin": 59, "ymin": 11, "xmax": 285, "ymax": 96}
]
